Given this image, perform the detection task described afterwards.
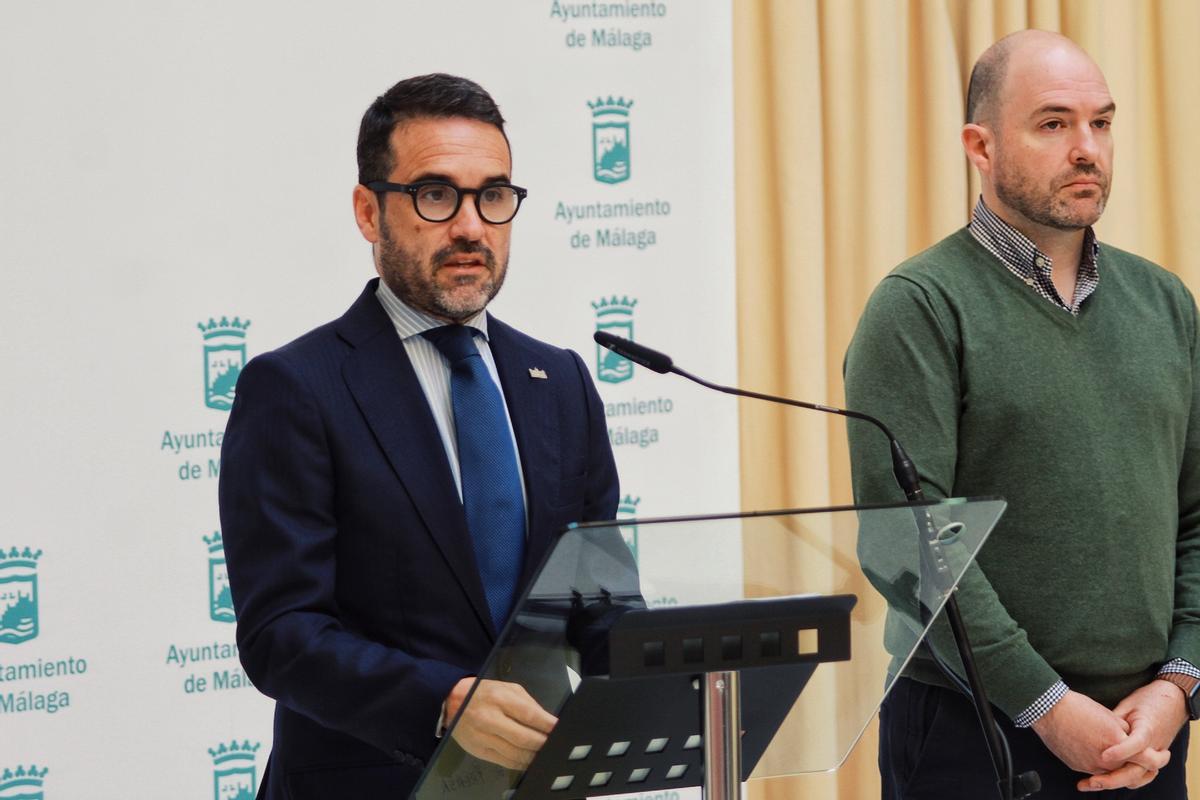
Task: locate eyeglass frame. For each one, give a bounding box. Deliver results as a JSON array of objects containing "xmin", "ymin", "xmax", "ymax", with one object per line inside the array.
[{"xmin": 363, "ymin": 179, "xmax": 528, "ymax": 225}]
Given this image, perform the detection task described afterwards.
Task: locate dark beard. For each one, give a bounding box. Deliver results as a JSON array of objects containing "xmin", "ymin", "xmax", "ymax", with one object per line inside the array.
[
  {"xmin": 377, "ymin": 223, "xmax": 505, "ymax": 322},
  {"xmin": 993, "ymin": 156, "xmax": 1110, "ymax": 231}
]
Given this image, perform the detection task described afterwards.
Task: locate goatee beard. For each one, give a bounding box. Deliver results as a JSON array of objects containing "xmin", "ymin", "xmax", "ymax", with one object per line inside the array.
[{"xmin": 377, "ymin": 231, "xmax": 505, "ymax": 322}]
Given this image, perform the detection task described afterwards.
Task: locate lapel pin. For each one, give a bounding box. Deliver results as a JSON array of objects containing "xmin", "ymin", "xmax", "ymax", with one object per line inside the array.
[{"xmin": 528, "ymin": 367, "xmax": 548, "ymax": 380}]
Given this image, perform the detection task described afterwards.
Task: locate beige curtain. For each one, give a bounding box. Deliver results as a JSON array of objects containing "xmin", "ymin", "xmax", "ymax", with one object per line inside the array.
[{"xmin": 734, "ymin": 1, "xmax": 1200, "ymax": 797}]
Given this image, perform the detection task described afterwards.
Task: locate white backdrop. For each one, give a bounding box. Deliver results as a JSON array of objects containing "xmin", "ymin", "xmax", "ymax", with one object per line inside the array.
[{"xmin": 0, "ymin": 2, "xmax": 737, "ymax": 797}]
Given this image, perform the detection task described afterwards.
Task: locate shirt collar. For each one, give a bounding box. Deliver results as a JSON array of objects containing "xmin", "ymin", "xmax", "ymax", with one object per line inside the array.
[
  {"xmin": 968, "ymin": 197, "xmax": 1100, "ymax": 314},
  {"xmin": 374, "ymin": 279, "xmax": 489, "ymax": 342}
]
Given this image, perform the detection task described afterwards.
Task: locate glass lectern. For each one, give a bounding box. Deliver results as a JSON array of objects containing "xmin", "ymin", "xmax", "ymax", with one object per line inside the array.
[{"xmin": 411, "ymin": 498, "xmax": 1006, "ymax": 800}]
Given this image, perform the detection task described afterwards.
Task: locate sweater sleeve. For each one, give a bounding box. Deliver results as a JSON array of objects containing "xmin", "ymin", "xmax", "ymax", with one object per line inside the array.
[
  {"xmin": 844, "ymin": 274, "xmax": 1062, "ymax": 719},
  {"xmin": 1169, "ymin": 285, "xmax": 1200, "ymax": 665}
]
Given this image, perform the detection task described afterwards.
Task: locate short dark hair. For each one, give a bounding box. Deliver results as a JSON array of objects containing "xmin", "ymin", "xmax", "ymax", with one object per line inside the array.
[
  {"xmin": 965, "ymin": 37, "xmax": 1014, "ymax": 124},
  {"xmin": 356, "ymin": 73, "xmax": 507, "ymax": 185}
]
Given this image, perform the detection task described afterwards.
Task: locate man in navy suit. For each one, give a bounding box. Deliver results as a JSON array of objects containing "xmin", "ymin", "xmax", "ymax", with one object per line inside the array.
[{"xmin": 218, "ymin": 73, "xmax": 619, "ymax": 800}]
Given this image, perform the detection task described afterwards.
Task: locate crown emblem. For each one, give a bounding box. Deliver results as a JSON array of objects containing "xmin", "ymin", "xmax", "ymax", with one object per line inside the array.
[
  {"xmin": 588, "ymin": 96, "xmax": 634, "ymax": 116},
  {"xmin": 591, "ymin": 296, "xmax": 638, "ymax": 317},
  {"xmin": 617, "ymin": 495, "xmax": 641, "ymax": 516},
  {"xmin": 197, "ymin": 317, "xmax": 251, "ymax": 340},
  {"xmin": 203, "ymin": 531, "xmax": 224, "ymax": 554},
  {"xmin": 0, "ymin": 547, "xmax": 42, "ymax": 568},
  {"xmin": 0, "ymin": 765, "xmax": 49, "ymax": 792},
  {"xmin": 209, "ymin": 740, "xmax": 260, "ymax": 766}
]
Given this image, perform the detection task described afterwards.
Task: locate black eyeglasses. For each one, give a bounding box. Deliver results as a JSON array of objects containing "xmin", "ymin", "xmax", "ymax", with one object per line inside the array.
[{"xmin": 364, "ymin": 180, "xmax": 528, "ymax": 225}]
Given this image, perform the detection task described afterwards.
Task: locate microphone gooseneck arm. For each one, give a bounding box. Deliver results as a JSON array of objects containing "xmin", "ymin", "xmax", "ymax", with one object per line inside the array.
[
  {"xmin": 593, "ymin": 330, "xmax": 923, "ymax": 498},
  {"xmin": 593, "ymin": 331, "xmax": 1038, "ymax": 800},
  {"xmin": 672, "ymin": 364, "xmax": 925, "ymax": 499}
]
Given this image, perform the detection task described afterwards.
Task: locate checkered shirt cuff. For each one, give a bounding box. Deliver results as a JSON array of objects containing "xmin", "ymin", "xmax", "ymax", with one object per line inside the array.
[
  {"xmin": 1012, "ymin": 680, "xmax": 1069, "ymax": 728},
  {"xmin": 1157, "ymin": 658, "xmax": 1200, "ymax": 680}
]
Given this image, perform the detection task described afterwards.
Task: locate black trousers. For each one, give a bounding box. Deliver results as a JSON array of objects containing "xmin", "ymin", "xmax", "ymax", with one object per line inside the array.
[{"xmin": 880, "ymin": 678, "xmax": 1190, "ymax": 800}]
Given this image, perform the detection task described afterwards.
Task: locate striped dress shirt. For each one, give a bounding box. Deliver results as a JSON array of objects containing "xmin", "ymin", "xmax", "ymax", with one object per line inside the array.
[{"xmin": 374, "ymin": 280, "xmax": 528, "ymax": 513}]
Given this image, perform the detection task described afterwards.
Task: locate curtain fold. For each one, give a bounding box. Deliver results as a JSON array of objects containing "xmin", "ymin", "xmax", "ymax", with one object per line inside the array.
[{"xmin": 735, "ymin": 1, "xmax": 1200, "ymax": 797}]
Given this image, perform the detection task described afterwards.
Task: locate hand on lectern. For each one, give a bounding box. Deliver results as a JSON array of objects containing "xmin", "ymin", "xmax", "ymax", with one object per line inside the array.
[{"xmin": 445, "ymin": 677, "xmax": 558, "ymax": 770}]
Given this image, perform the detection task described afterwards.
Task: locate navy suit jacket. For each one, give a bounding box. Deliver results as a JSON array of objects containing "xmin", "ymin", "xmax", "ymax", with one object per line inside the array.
[{"xmin": 218, "ymin": 280, "xmax": 619, "ymax": 799}]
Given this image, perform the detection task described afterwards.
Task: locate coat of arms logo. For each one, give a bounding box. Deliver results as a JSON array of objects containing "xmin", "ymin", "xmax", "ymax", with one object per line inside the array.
[
  {"xmin": 199, "ymin": 317, "xmax": 251, "ymax": 411},
  {"xmin": 210, "ymin": 740, "xmax": 259, "ymax": 800},
  {"xmin": 592, "ymin": 296, "xmax": 638, "ymax": 384},
  {"xmin": 205, "ymin": 532, "xmax": 235, "ymax": 624},
  {"xmin": 589, "ymin": 96, "xmax": 633, "ymax": 184},
  {"xmin": 0, "ymin": 548, "xmax": 42, "ymax": 645}
]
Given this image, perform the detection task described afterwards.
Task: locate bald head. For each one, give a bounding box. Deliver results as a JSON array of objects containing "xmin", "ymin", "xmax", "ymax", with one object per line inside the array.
[
  {"xmin": 966, "ymin": 30, "xmax": 1101, "ymax": 125},
  {"xmin": 961, "ymin": 29, "xmax": 1115, "ymax": 235}
]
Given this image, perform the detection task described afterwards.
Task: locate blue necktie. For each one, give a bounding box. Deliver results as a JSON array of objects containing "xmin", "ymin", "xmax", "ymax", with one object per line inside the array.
[{"xmin": 423, "ymin": 325, "xmax": 526, "ymax": 630}]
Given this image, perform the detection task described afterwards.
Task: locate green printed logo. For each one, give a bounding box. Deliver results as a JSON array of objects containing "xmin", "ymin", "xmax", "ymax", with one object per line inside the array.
[
  {"xmin": 589, "ymin": 96, "xmax": 633, "ymax": 184},
  {"xmin": 0, "ymin": 765, "xmax": 48, "ymax": 799},
  {"xmin": 617, "ymin": 495, "xmax": 641, "ymax": 563},
  {"xmin": 210, "ymin": 740, "xmax": 259, "ymax": 800},
  {"xmin": 199, "ymin": 317, "xmax": 251, "ymax": 411},
  {"xmin": 592, "ymin": 296, "xmax": 637, "ymax": 384},
  {"xmin": 205, "ymin": 532, "xmax": 235, "ymax": 624},
  {"xmin": 0, "ymin": 548, "xmax": 41, "ymax": 645}
]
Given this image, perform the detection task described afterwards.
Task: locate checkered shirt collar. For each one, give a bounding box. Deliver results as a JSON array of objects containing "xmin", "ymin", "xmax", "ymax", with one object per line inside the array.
[{"xmin": 968, "ymin": 197, "xmax": 1100, "ymax": 315}]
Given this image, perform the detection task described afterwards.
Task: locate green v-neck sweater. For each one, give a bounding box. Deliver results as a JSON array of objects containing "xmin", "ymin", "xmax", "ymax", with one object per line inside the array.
[{"xmin": 845, "ymin": 228, "xmax": 1200, "ymax": 717}]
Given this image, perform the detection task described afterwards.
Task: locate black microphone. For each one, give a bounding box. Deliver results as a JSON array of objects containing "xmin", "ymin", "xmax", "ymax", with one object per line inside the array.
[
  {"xmin": 593, "ymin": 331, "xmax": 920, "ymax": 498},
  {"xmin": 591, "ymin": 330, "xmax": 1036, "ymax": 800},
  {"xmin": 593, "ymin": 331, "xmax": 673, "ymax": 374}
]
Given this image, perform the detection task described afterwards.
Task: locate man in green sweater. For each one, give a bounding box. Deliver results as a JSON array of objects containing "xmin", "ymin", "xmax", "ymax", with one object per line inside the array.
[{"xmin": 846, "ymin": 30, "xmax": 1199, "ymax": 798}]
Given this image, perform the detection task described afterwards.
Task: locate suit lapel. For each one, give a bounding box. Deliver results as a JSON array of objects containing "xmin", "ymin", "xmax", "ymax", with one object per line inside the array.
[
  {"xmin": 338, "ymin": 283, "xmax": 495, "ymax": 640},
  {"xmin": 488, "ymin": 316, "xmax": 562, "ymax": 587}
]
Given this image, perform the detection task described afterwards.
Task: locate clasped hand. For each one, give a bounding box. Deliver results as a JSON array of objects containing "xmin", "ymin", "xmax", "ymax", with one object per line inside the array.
[
  {"xmin": 444, "ymin": 677, "xmax": 557, "ymax": 770},
  {"xmin": 1031, "ymin": 683, "xmax": 1185, "ymax": 792}
]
